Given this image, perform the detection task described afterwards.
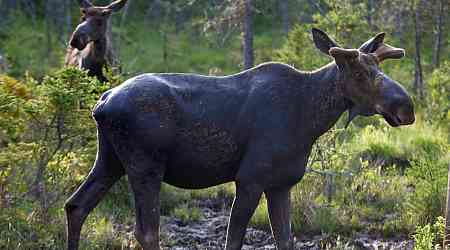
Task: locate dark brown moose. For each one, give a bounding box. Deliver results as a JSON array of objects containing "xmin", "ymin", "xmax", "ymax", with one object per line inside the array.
[
  {"xmin": 65, "ymin": 29, "xmax": 415, "ymax": 250},
  {"xmin": 65, "ymin": 0, "xmax": 127, "ymax": 82}
]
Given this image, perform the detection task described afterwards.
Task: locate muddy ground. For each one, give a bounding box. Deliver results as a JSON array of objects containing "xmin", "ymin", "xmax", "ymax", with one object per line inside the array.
[{"xmin": 156, "ymin": 199, "xmax": 414, "ymax": 250}]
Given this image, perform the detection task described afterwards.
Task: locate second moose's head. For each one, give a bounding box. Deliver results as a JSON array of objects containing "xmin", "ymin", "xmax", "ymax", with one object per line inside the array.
[{"xmin": 66, "ymin": 0, "xmax": 127, "ymax": 82}]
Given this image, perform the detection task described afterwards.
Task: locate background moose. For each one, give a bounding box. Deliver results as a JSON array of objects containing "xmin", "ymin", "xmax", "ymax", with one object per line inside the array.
[{"xmin": 65, "ymin": 0, "xmax": 127, "ymax": 82}]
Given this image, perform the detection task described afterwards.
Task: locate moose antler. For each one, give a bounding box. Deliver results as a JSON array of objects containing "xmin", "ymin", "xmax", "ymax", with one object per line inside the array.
[
  {"xmin": 373, "ymin": 44, "xmax": 405, "ymax": 63},
  {"xmin": 358, "ymin": 32, "xmax": 405, "ymax": 63}
]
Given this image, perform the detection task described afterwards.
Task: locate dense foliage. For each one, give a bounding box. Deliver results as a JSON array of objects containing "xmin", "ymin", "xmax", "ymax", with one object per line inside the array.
[{"xmin": 0, "ymin": 0, "xmax": 448, "ymax": 249}]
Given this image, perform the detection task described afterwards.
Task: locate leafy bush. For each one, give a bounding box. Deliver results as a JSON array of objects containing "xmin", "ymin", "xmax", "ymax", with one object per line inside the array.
[
  {"xmin": 0, "ymin": 14, "xmax": 63, "ymax": 78},
  {"xmin": 404, "ymin": 158, "xmax": 448, "ymax": 227},
  {"xmin": 426, "ymin": 61, "xmax": 450, "ymax": 125},
  {"xmin": 0, "ymin": 68, "xmax": 131, "ymax": 249},
  {"xmin": 274, "ymin": 24, "xmax": 329, "ymax": 70},
  {"xmin": 250, "ymin": 196, "xmax": 270, "ymax": 231},
  {"xmin": 413, "ymin": 216, "xmax": 445, "ymax": 250},
  {"xmin": 172, "ymin": 204, "xmax": 203, "ymax": 225}
]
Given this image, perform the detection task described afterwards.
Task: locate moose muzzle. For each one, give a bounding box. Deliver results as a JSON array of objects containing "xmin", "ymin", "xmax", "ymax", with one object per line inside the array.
[{"xmin": 375, "ymin": 76, "xmax": 415, "ymax": 127}]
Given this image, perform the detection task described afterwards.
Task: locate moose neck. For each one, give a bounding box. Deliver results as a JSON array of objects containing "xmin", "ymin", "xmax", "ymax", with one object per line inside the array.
[
  {"xmin": 81, "ymin": 38, "xmax": 107, "ymax": 81},
  {"xmin": 298, "ymin": 62, "xmax": 352, "ymax": 140},
  {"xmin": 89, "ymin": 38, "xmax": 107, "ymax": 63}
]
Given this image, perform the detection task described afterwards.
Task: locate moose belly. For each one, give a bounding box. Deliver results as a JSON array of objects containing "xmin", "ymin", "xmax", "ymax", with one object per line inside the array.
[
  {"xmin": 163, "ymin": 160, "xmax": 237, "ymax": 189},
  {"xmin": 163, "ymin": 128, "xmax": 241, "ymax": 189}
]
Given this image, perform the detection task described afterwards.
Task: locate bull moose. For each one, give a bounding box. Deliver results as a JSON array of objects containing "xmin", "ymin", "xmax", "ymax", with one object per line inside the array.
[
  {"xmin": 65, "ymin": 0, "xmax": 127, "ymax": 82},
  {"xmin": 65, "ymin": 29, "xmax": 415, "ymax": 250}
]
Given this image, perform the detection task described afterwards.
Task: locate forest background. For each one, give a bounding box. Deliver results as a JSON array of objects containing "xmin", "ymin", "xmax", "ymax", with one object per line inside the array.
[{"xmin": 0, "ymin": 0, "xmax": 449, "ymax": 249}]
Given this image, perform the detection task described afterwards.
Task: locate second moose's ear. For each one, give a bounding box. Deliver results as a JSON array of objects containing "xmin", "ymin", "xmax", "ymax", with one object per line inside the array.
[{"xmin": 311, "ymin": 28, "xmax": 340, "ymax": 56}]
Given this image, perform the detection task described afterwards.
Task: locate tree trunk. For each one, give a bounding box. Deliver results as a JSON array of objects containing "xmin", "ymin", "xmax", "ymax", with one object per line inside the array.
[
  {"xmin": 105, "ymin": 18, "xmax": 119, "ymax": 70},
  {"xmin": 108, "ymin": 0, "xmax": 130, "ymax": 71},
  {"xmin": 279, "ymin": 0, "xmax": 290, "ymax": 35},
  {"xmin": 242, "ymin": 0, "xmax": 254, "ymax": 70},
  {"xmin": 432, "ymin": 0, "xmax": 444, "ymax": 69},
  {"xmin": 45, "ymin": 1, "xmax": 54, "ymax": 60},
  {"xmin": 145, "ymin": 0, "xmax": 164, "ymax": 24},
  {"xmin": 0, "ymin": 0, "xmax": 16, "ymax": 26},
  {"xmin": 413, "ymin": 0, "xmax": 424, "ymax": 100},
  {"xmin": 162, "ymin": 31, "xmax": 169, "ymax": 72},
  {"xmin": 445, "ymin": 162, "xmax": 450, "ymax": 249},
  {"xmin": 65, "ymin": 0, "xmax": 72, "ymax": 42},
  {"xmin": 22, "ymin": 0, "xmax": 37, "ymax": 26},
  {"xmin": 366, "ymin": 0, "xmax": 374, "ymax": 28}
]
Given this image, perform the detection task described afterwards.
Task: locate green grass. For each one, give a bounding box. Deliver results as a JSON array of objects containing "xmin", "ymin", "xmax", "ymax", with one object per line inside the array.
[
  {"xmin": 172, "ymin": 204, "xmax": 203, "ymax": 225},
  {"xmin": 250, "ymin": 195, "xmax": 270, "ymax": 231}
]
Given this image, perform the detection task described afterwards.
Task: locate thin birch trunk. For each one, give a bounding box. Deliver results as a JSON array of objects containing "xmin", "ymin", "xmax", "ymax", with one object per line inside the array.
[
  {"xmin": 280, "ymin": 0, "xmax": 290, "ymax": 35},
  {"xmin": 444, "ymin": 162, "xmax": 450, "ymax": 249},
  {"xmin": 242, "ymin": 0, "xmax": 254, "ymax": 70},
  {"xmin": 413, "ymin": 0, "xmax": 424, "ymax": 100},
  {"xmin": 432, "ymin": 0, "xmax": 444, "ymax": 69}
]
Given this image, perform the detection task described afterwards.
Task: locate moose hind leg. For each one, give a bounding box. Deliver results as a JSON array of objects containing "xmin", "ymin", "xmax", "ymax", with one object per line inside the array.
[
  {"xmin": 116, "ymin": 147, "xmax": 165, "ymax": 250},
  {"xmin": 129, "ymin": 170, "xmax": 163, "ymax": 250},
  {"xmin": 65, "ymin": 131, "xmax": 124, "ymax": 250}
]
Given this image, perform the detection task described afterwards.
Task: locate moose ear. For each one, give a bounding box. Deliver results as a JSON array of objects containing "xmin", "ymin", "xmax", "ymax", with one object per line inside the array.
[
  {"xmin": 312, "ymin": 28, "xmax": 340, "ymax": 55},
  {"xmin": 359, "ymin": 32, "xmax": 385, "ymax": 53},
  {"xmin": 78, "ymin": 0, "xmax": 93, "ymax": 9},
  {"xmin": 106, "ymin": 0, "xmax": 128, "ymax": 12}
]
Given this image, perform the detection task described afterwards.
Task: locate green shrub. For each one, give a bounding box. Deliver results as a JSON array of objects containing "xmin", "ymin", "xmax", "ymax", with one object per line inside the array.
[
  {"xmin": 413, "ymin": 216, "xmax": 445, "ymax": 250},
  {"xmin": 404, "ymin": 158, "xmax": 447, "ymax": 227},
  {"xmin": 160, "ymin": 184, "xmax": 191, "ymax": 215},
  {"xmin": 310, "ymin": 206, "xmax": 340, "ymax": 234},
  {"xmin": 0, "ymin": 68, "xmax": 132, "ymax": 249},
  {"xmin": 274, "ymin": 24, "xmax": 329, "ymax": 70},
  {"xmin": 172, "ymin": 204, "xmax": 203, "ymax": 225},
  {"xmin": 426, "ymin": 61, "xmax": 450, "ymax": 125},
  {"xmin": 250, "ymin": 196, "xmax": 270, "ymax": 231},
  {"xmin": 0, "ymin": 14, "xmax": 63, "ymax": 78}
]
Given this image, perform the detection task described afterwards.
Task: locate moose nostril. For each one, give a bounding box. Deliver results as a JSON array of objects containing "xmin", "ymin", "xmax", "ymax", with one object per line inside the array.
[
  {"xmin": 398, "ymin": 112, "xmax": 415, "ymax": 124},
  {"xmin": 396, "ymin": 101, "xmax": 415, "ymax": 124}
]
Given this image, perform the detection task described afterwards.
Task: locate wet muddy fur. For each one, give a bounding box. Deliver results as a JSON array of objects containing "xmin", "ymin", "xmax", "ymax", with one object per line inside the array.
[{"xmin": 65, "ymin": 29, "xmax": 414, "ymax": 250}]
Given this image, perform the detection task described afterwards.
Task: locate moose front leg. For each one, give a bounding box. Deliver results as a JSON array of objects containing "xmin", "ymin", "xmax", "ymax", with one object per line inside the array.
[
  {"xmin": 225, "ymin": 183, "xmax": 263, "ymax": 250},
  {"xmin": 265, "ymin": 187, "xmax": 293, "ymax": 250}
]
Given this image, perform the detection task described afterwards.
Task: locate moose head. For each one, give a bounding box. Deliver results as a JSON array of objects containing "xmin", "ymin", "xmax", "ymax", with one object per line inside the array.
[
  {"xmin": 312, "ymin": 28, "xmax": 415, "ymax": 127},
  {"xmin": 69, "ymin": 0, "xmax": 127, "ymax": 51}
]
